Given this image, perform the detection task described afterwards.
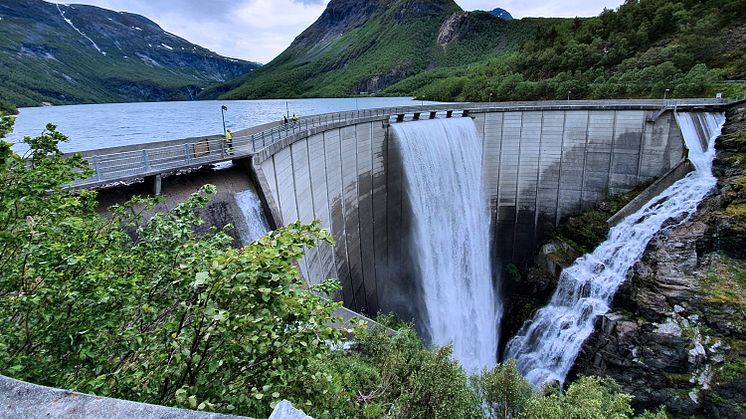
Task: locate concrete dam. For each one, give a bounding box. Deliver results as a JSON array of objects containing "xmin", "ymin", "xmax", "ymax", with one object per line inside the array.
[{"xmin": 84, "ymin": 100, "xmax": 727, "ymax": 336}]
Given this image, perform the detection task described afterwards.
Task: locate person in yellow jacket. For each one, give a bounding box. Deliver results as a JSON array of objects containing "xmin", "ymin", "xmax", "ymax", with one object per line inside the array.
[{"xmin": 225, "ymin": 129, "xmax": 233, "ymax": 155}]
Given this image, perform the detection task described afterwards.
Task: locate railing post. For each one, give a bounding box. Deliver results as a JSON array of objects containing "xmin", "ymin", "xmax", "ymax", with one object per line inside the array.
[
  {"xmin": 142, "ymin": 149, "xmax": 151, "ymax": 172},
  {"xmin": 92, "ymin": 155, "xmax": 102, "ymax": 181},
  {"xmin": 184, "ymin": 143, "xmax": 191, "ymax": 165}
]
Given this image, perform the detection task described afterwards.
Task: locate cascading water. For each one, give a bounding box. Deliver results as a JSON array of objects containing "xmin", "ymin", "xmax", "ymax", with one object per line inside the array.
[
  {"xmin": 392, "ymin": 117, "xmax": 499, "ymax": 372},
  {"xmin": 505, "ymin": 112, "xmax": 726, "ymax": 388},
  {"xmin": 234, "ymin": 189, "xmax": 270, "ymax": 245}
]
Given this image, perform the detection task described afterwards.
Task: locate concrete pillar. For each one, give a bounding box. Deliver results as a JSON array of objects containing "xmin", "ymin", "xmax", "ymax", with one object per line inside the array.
[
  {"xmin": 429, "ymin": 111, "xmax": 437, "ymax": 119},
  {"xmin": 396, "ymin": 114, "xmax": 405, "ymax": 122},
  {"xmin": 413, "ymin": 112, "xmax": 420, "ymax": 120},
  {"xmin": 144, "ymin": 174, "xmax": 162, "ymax": 196},
  {"xmin": 446, "ymin": 110, "xmax": 453, "ymax": 118}
]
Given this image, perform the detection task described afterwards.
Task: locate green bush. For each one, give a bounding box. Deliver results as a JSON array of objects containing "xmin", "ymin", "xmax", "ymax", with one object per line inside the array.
[
  {"xmin": 0, "ymin": 117, "xmax": 345, "ymax": 417},
  {"xmin": 0, "ymin": 100, "xmax": 17, "ymax": 115},
  {"xmin": 471, "ymin": 359, "xmax": 533, "ymax": 419}
]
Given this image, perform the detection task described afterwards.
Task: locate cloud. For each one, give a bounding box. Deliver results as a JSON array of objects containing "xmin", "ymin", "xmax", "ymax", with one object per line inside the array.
[
  {"xmin": 50, "ymin": 0, "xmax": 625, "ymax": 63},
  {"xmin": 51, "ymin": 0, "xmax": 327, "ymax": 62}
]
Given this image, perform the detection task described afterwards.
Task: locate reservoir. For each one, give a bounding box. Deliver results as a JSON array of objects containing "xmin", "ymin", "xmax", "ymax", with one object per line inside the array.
[{"xmin": 8, "ymin": 97, "xmax": 437, "ymax": 151}]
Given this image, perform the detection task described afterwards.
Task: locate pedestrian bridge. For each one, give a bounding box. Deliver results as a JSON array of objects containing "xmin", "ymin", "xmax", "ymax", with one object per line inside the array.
[{"xmin": 75, "ymin": 98, "xmax": 735, "ymax": 317}]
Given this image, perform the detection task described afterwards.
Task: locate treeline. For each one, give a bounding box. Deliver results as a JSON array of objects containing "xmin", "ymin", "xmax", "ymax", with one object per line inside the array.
[
  {"xmin": 0, "ymin": 100, "xmax": 17, "ymax": 115},
  {"xmin": 0, "ymin": 117, "xmax": 667, "ymax": 418},
  {"xmin": 386, "ymin": 0, "xmax": 746, "ymax": 101}
]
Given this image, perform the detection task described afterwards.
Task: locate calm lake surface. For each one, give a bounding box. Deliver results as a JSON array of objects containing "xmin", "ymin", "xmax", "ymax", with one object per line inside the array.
[{"xmin": 9, "ymin": 97, "xmax": 438, "ymax": 152}]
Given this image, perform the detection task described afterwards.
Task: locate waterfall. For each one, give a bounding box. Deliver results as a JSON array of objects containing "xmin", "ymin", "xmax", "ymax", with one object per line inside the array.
[
  {"xmin": 234, "ymin": 189, "xmax": 270, "ymax": 246},
  {"xmin": 505, "ymin": 112, "xmax": 726, "ymax": 388},
  {"xmin": 392, "ymin": 117, "xmax": 499, "ymax": 372}
]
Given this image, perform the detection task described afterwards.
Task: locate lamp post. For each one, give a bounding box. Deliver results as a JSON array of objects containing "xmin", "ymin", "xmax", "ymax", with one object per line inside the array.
[
  {"xmin": 567, "ymin": 91, "xmax": 571, "ymax": 101},
  {"xmin": 221, "ymin": 105, "xmax": 228, "ymax": 136},
  {"xmin": 489, "ymin": 92, "xmax": 493, "ymax": 103},
  {"xmin": 664, "ymin": 88, "xmax": 670, "ymax": 101},
  {"xmin": 285, "ymin": 101, "xmax": 289, "ymax": 119}
]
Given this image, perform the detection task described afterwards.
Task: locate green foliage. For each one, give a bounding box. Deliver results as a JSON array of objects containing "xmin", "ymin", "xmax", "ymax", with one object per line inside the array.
[
  {"xmin": 0, "ymin": 100, "xmax": 17, "ymax": 115},
  {"xmin": 0, "ymin": 118, "xmax": 346, "ymax": 417},
  {"xmin": 521, "ymin": 376, "xmax": 634, "ymax": 419},
  {"xmin": 471, "ymin": 359, "xmax": 533, "ymax": 419},
  {"xmin": 554, "ymin": 182, "xmax": 652, "ymax": 253},
  {"xmin": 391, "ymin": 0, "xmax": 746, "ymax": 101},
  {"xmin": 328, "ymin": 324, "xmax": 479, "ymax": 418}
]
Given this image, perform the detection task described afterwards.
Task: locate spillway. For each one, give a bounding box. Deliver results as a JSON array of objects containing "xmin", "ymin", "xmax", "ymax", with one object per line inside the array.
[
  {"xmin": 392, "ymin": 117, "xmax": 500, "ymax": 372},
  {"xmin": 234, "ymin": 189, "xmax": 271, "ymax": 245},
  {"xmin": 505, "ymin": 112, "xmax": 726, "ymax": 388}
]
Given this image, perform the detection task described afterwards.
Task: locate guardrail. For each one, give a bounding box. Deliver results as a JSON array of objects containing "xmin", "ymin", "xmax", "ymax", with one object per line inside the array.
[{"xmin": 68, "ymin": 99, "xmax": 735, "ymax": 188}]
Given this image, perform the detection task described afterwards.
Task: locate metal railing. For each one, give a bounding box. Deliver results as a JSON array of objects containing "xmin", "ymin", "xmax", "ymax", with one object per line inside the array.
[{"xmin": 69, "ymin": 99, "xmax": 735, "ymax": 188}]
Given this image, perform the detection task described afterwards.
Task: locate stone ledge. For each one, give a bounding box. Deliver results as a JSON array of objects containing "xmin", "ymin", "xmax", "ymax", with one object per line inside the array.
[{"xmin": 0, "ymin": 375, "xmax": 251, "ymax": 419}]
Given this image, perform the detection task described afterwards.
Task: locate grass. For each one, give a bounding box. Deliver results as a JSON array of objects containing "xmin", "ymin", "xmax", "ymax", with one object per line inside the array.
[
  {"xmin": 700, "ymin": 255, "xmax": 746, "ymax": 314},
  {"xmin": 552, "ymin": 181, "xmax": 654, "ymax": 254}
]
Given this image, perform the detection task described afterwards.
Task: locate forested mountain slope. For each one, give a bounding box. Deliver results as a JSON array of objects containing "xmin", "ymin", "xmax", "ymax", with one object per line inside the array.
[
  {"xmin": 390, "ymin": 0, "xmax": 746, "ymax": 101},
  {"xmin": 213, "ymin": 0, "xmax": 557, "ymax": 99},
  {"xmin": 0, "ymin": 0, "xmax": 260, "ymax": 106}
]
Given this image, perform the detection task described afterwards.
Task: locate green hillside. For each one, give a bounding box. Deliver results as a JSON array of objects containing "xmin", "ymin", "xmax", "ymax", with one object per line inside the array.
[
  {"xmin": 391, "ymin": 0, "xmax": 746, "ymax": 101},
  {"xmin": 216, "ymin": 0, "xmax": 746, "ymax": 102},
  {"xmin": 214, "ymin": 0, "xmax": 556, "ymax": 99},
  {"xmin": 0, "ymin": 0, "xmax": 260, "ymax": 107}
]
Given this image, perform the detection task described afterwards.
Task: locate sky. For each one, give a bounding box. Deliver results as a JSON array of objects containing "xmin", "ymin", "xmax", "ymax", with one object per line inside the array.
[{"xmin": 53, "ymin": 0, "xmax": 625, "ymax": 63}]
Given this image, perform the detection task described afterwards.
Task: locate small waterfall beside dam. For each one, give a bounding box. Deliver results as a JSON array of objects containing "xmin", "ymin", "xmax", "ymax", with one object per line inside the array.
[
  {"xmin": 505, "ymin": 112, "xmax": 726, "ymax": 388},
  {"xmin": 234, "ymin": 189, "xmax": 271, "ymax": 246},
  {"xmin": 392, "ymin": 117, "xmax": 499, "ymax": 372}
]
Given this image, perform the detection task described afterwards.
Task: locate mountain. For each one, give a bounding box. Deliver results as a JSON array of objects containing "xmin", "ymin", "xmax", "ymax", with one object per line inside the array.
[
  {"xmin": 0, "ymin": 0, "xmax": 261, "ymax": 107},
  {"xmin": 213, "ymin": 0, "xmax": 558, "ymax": 99},
  {"xmin": 489, "ymin": 8, "xmax": 513, "ymax": 20},
  {"xmin": 392, "ymin": 0, "xmax": 746, "ymax": 102}
]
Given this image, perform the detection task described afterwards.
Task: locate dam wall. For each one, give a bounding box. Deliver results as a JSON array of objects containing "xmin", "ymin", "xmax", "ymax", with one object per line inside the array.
[
  {"xmin": 251, "ymin": 118, "xmax": 395, "ymax": 316},
  {"xmin": 252, "ymin": 106, "xmax": 685, "ymax": 315},
  {"xmin": 470, "ymin": 108, "xmax": 684, "ymax": 264}
]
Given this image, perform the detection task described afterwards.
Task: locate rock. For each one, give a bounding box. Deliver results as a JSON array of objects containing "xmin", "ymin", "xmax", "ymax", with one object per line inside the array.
[
  {"xmin": 655, "ymin": 318, "xmax": 682, "ymax": 336},
  {"xmin": 268, "ymin": 400, "xmax": 313, "ymax": 419},
  {"xmin": 569, "ymin": 106, "xmax": 746, "ymax": 417},
  {"xmin": 437, "ymin": 13, "xmax": 466, "ymax": 47}
]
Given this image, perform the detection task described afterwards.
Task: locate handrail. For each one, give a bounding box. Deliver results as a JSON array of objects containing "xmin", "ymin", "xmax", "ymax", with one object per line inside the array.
[{"xmin": 67, "ymin": 98, "xmax": 735, "ymax": 188}]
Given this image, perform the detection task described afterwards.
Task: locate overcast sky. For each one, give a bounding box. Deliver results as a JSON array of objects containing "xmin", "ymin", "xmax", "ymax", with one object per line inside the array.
[{"xmin": 54, "ymin": 0, "xmax": 625, "ymax": 63}]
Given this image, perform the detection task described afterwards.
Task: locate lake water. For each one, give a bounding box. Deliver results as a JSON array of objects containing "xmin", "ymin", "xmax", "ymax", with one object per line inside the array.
[{"xmin": 9, "ymin": 97, "xmax": 437, "ymax": 152}]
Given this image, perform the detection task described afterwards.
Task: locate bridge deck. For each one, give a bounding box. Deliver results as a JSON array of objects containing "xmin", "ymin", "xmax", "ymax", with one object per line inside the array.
[{"xmin": 66, "ymin": 99, "xmax": 736, "ymax": 188}]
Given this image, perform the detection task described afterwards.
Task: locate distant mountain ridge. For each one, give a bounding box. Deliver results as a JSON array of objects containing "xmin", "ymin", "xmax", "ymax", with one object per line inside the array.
[
  {"xmin": 489, "ymin": 8, "xmax": 513, "ymax": 20},
  {"xmin": 212, "ymin": 0, "xmax": 556, "ymax": 99},
  {"xmin": 0, "ymin": 0, "xmax": 261, "ymax": 107}
]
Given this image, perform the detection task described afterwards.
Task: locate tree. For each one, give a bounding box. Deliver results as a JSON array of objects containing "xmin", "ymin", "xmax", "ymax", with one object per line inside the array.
[
  {"xmin": 0, "ymin": 118, "xmax": 345, "ymax": 417},
  {"xmin": 471, "ymin": 360, "xmax": 533, "ymax": 419},
  {"xmin": 520, "ymin": 376, "xmax": 634, "ymax": 419}
]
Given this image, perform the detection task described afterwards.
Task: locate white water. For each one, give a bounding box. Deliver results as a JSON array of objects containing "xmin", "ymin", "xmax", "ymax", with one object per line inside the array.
[
  {"xmin": 393, "ymin": 117, "xmax": 499, "ymax": 372},
  {"xmin": 234, "ymin": 190, "xmax": 270, "ymax": 246},
  {"xmin": 505, "ymin": 112, "xmax": 726, "ymax": 388}
]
